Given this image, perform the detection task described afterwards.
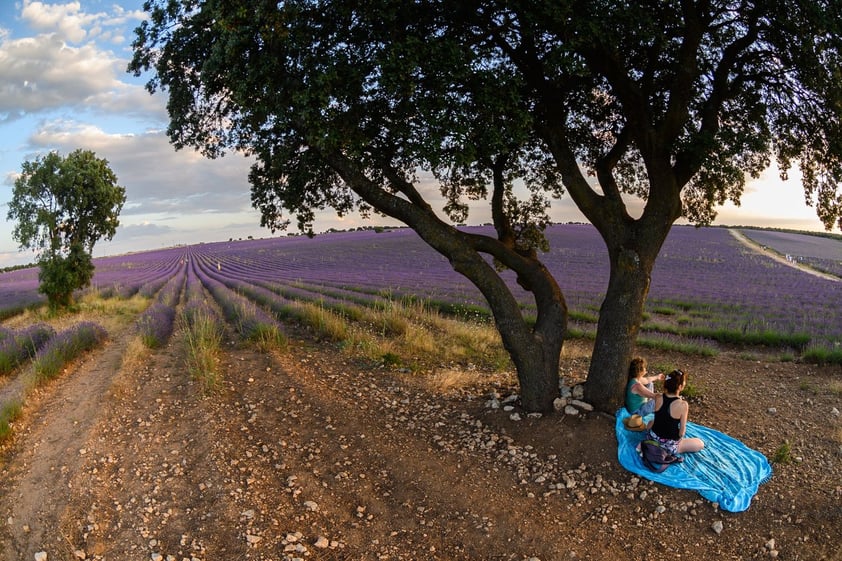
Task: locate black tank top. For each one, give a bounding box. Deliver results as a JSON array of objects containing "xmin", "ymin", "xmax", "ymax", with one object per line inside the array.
[{"xmin": 652, "ymin": 395, "xmax": 681, "ymax": 440}]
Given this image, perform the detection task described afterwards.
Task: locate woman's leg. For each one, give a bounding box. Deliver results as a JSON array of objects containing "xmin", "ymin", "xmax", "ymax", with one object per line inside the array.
[{"xmin": 678, "ymin": 437, "xmax": 705, "ymax": 453}]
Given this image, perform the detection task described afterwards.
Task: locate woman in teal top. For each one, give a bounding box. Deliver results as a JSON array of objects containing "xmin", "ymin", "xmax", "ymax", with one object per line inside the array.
[{"xmin": 625, "ymin": 357, "xmax": 664, "ymax": 416}]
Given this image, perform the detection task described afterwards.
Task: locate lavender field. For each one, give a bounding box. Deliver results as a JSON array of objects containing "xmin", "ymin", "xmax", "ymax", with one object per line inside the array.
[{"xmin": 2, "ymin": 224, "xmax": 841, "ymax": 363}]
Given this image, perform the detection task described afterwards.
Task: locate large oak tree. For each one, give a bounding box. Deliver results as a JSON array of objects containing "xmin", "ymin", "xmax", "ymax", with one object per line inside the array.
[{"xmin": 131, "ymin": 0, "xmax": 842, "ymax": 413}]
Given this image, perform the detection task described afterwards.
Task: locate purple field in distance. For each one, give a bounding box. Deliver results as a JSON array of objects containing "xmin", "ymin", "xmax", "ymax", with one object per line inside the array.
[{"xmin": 2, "ymin": 224, "xmax": 841, "ymax": 356}]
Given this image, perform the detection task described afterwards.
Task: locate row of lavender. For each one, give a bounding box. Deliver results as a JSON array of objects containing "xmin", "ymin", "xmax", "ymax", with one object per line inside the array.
[{"xmin": 187, "ymin": 225, "xmax": 842, "ymax": 357}]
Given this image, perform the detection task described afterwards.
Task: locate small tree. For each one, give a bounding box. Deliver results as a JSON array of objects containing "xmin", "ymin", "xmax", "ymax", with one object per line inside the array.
[{"xmin": 7, "ymin": 150, "xmax": 126, "ymax": 309}]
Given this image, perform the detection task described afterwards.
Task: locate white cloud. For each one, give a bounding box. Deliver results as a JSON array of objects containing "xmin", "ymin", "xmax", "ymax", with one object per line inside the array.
[
  {"xmin": 25, "ymin": 119, "xmax": 256, "ymax": 217},
  {"xmin": 0, "ymin": 1, "xmax": 156, "ymax": 122},
  {"xmin": 21, "ymin": 1, "xmax": 94, "ymax": 43}
]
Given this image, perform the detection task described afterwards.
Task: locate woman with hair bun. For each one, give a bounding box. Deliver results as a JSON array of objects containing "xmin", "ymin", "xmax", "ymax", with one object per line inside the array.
[{"xmin": 648, "ymin": 369, "xmax": 705, "ymax": 455}]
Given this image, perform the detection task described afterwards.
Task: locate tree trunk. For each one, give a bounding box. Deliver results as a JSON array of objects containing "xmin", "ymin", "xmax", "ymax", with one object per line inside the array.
[
  {"xmin": 494, "ymin": 299, "xmax": 566, "ymax": 413},
  {"xmin": 584, "ymin": 245, "xmax": 652, "ymax": 413}
]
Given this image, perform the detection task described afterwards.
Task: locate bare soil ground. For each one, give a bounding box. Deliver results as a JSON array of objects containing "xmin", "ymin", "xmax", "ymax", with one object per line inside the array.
[{"xmin": 1, "ymin": 314, "xmax": 840, "ymax": 561}]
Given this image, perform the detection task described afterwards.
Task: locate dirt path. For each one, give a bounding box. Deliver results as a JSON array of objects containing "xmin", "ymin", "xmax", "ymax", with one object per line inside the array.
[
  {"xmin": 1, "ymin": 320, "xmax": 840, "ymax": 560},
  {"xmin": 0, "ymin": 325, "xmax": 134, "ymax": 561},
  {"xmin": 728, "ymin": 228, "xmax": 841, "ymax": 282}
]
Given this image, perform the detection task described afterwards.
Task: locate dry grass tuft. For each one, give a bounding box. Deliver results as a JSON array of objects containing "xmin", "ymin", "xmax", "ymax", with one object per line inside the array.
[
  {"xmin": 425, "ymin": 368, "xmax": 488, "ymax": 395},
  {"xmin": 181, "ymin": 312, "xmax": 224, "ymax": 394},
  {"xmin": 401, "ymin": 324, "xmax": 438, "ymax": 356},
  {"xmin": 121, "ymin": 336, "xmax": 150, "ymax": 373},
  {"xmin": 298, "ymin": 301, "xmax": 349, "ymax": 341}
]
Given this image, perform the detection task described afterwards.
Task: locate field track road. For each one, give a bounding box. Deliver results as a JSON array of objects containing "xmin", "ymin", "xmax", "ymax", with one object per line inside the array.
[
  {"xmin": 0, "ymin": 324, "xmax": 133, "ymax": 561},
  {"xmin": 728, "ymin": 228, "xmax": 841, "ymax": 282}
]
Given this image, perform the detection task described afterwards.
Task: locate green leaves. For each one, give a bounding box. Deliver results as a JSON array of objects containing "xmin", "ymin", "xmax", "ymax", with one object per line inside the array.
[{"xmin": 7, "ymin": 149, "xmax": 126, "ymax": 308}]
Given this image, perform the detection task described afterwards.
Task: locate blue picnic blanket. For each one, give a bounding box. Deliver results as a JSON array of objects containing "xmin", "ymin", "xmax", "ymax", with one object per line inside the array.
[{"xmin": 615, "ymin": 409, "xmax": 772, "ymax": 512}]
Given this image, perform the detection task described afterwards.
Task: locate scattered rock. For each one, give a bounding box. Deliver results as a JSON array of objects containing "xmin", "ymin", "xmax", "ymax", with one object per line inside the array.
[
  {"xmin": 712, "ymin": 520, "xmax": 724, "ymax": 535},
  {"xmin": 314, "ymin": 536, "xmax": 330, "ymax": 549}
]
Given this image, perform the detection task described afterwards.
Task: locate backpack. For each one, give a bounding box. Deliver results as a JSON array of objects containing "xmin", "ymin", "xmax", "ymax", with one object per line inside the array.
[{"xmin": 640, "ymin": 439, "xmax": 684, "ymax": 472}]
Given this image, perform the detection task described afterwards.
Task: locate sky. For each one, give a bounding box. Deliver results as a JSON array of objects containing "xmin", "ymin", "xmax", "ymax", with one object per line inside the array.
[{"xmin": 0, "ymin": 1, "xmax": 837, "ymax": 269}]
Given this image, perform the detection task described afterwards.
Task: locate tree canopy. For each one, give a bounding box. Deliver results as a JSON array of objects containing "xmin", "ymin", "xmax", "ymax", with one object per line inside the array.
[
  {"xmin": 131, "ymin": 0, "xmax": 842, "ymax": 412},
  {"xmin": 7, "ymin": 149, "xmax": 126, "ymax": 308}
]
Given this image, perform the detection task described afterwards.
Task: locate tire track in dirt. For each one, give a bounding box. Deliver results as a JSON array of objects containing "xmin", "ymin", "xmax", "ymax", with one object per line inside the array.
[
  {"xmin": 57, "ymin": 329, "xmax": 245, "ymax": 561},
  {"xmin": 0, "ymin": 325, "xmax": 134, "ymax": 561}
]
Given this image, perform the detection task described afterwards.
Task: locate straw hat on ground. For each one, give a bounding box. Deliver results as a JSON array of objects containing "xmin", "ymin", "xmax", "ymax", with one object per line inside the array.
[{"xmin": 623, "ymin": 414, "xmax": 648, "ymax": 432}]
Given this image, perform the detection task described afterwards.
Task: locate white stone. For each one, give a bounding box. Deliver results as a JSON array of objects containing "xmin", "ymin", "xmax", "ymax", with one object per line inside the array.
[
  {"xmin": 304, "ymin": 500, "xmax": 319, "ymax": 511},
  {"xmin": 34, "ymin": 553, "xmax": 48, "ymax": 561},
  {"xmin": 572, "ymin": 385, "xmax": 585, "ymax": 399},
  {"xmin": 314, "ymin": 536, "xmax": 330, "ymax": 549},
  {"xmin": 570, "ymin": 399, "xmax": 593, "ymax": 412},
  {"xmin": 712, "ymin": 520, "xmax": 724, "ymax": 535},
  {"xmin": 564, "ymin": 405, "xmax": 579, "ymax": 416},
  {"xmin": 246, "ymin": 534, "xmax": 262, "ymax": 545},
  {"xmin": 553, "ymin": 397, "xmax": 566, "ymax": 411},
  {"xmin": 509, "ymin": 413, "xmax": 522, "ymax": 421}
]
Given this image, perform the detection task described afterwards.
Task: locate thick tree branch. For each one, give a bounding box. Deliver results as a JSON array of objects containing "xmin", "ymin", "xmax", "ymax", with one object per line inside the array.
[
  {"xmin": 658, "ymin": 0, "xmax": 705, "ymax": 144},
  {"xmin": 490, "ymin": 153, "xmax": 515, "ymax": 247},
  {"xmin": 673, "ymin": 11, "xmax": 761, "ymax": 186}
]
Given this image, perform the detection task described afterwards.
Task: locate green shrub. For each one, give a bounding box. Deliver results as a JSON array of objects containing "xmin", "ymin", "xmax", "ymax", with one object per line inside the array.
[
  {"xmin": 182, "ymin": 310, "xmax": 224, "ymax": 394},
  {"xmin": 772, "ymin": 440, "xmax": 793, "ymax": 464}
]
